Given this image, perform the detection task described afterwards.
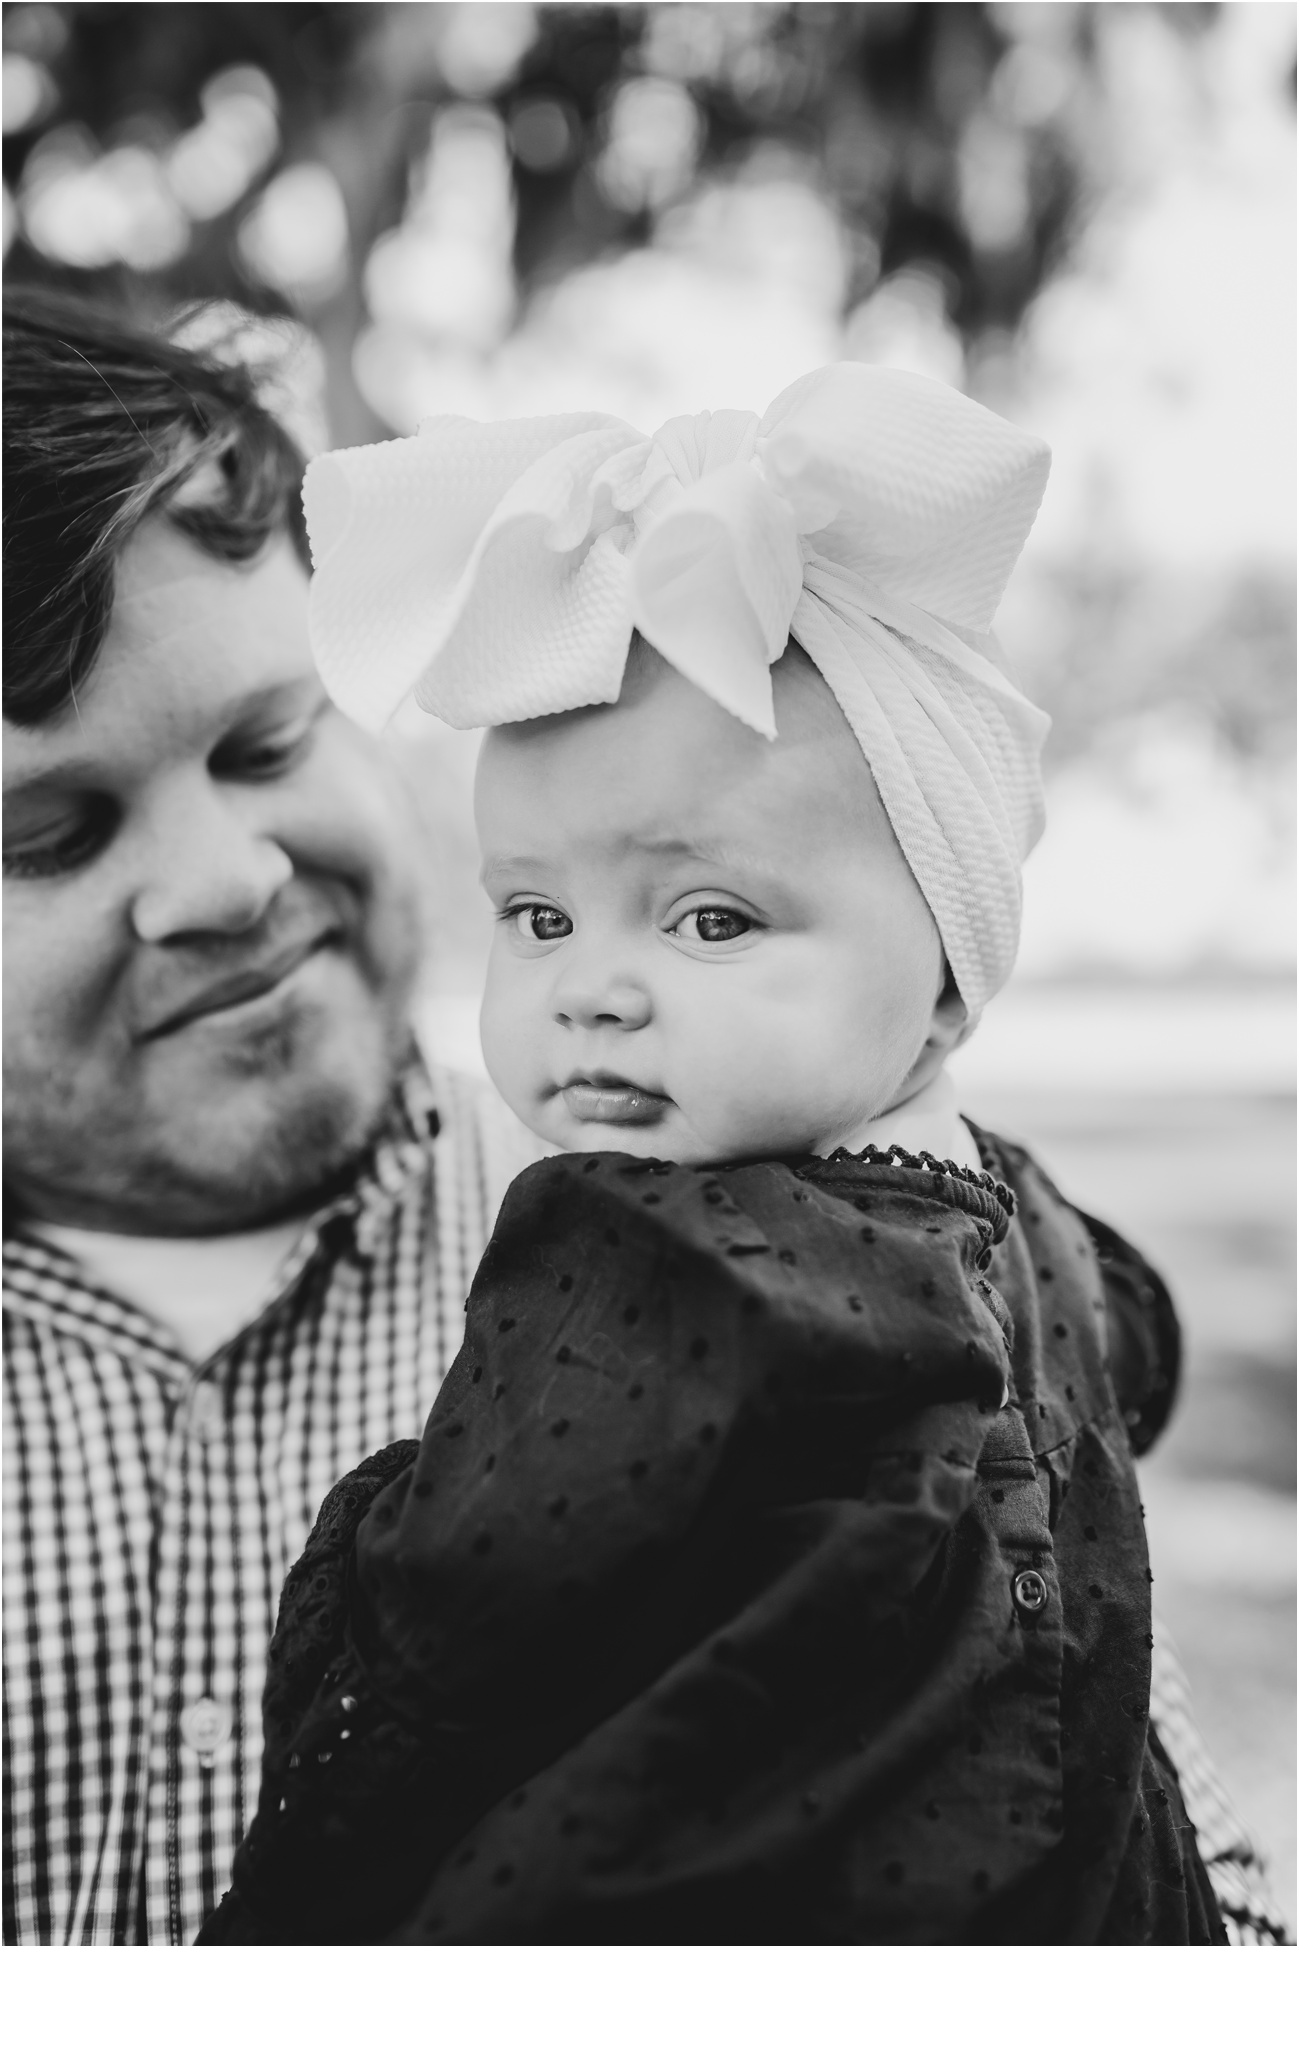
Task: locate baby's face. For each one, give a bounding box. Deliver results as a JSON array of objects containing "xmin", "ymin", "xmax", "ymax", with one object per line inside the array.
[{"xmin": 475, "ymin": 641, "xmax": 944, "ymax": 1166}]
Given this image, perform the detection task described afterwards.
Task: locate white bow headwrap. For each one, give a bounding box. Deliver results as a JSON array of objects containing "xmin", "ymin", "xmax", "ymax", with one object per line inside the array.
[{"xmin": 304, "ymin": 363, "xmax": 1050, "ymax": 1016}]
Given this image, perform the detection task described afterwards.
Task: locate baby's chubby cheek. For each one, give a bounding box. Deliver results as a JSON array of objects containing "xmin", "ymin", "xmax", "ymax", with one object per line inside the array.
[
  {"xmin": 640, "ymin": 991, "xmax": 837, "ymax": 1157},
  {"xmin": 679, "ymin": 969, "xmax": 934, "ymax": 1158},
  {"xmin": 478, "ymin": 970, "xmax": 545, "ymax": 1127},
  {"xmin": 670, "ymin": 1027, "xmax": 849, "ymax": 1157}
]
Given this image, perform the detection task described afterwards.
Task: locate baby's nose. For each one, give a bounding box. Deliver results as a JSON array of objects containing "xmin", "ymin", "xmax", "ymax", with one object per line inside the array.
[{"xmin": 554, "ymin": 970, "xmax": 651, "ymax": 1033}]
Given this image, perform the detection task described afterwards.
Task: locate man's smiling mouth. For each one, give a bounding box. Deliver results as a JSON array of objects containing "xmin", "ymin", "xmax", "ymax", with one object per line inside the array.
[
  {"xmin": 138, "ymin": 932, "xmax": 338, "ymax": 1040},
  {"xmin": 559, "ymin": 1073, "xmax": 670, "ymax": 1125}
]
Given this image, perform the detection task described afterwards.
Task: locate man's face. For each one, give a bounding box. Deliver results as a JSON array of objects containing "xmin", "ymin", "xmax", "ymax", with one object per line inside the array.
[
  {"xmin": 476, "ymin": 641, "xmax": 943, "ymax": 1166},
  {"xmin": 3, "ymin": 521, "xmax": 424, "ymax": 1233}
]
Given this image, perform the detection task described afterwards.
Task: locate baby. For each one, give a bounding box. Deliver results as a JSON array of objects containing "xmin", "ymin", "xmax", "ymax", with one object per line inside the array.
[
  {"xmin": 201, "ymin": 368, "xmax": 1225, "ymax": 1945},
  {"xmin": 475, "ymin": 636, "xmax": 969, "ymax": 1170}
]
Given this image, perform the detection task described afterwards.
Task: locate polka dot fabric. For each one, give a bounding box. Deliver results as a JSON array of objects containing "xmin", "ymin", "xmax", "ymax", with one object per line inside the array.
[{"xmin": 201, "ymin": 1138, "xmax": 1224, "ymax": 1946}]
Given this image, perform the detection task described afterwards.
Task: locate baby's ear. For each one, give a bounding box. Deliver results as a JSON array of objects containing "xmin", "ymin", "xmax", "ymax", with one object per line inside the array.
[{"xmin": 926, "ymin": 964, "xmax": 972, "ymax": 1058}]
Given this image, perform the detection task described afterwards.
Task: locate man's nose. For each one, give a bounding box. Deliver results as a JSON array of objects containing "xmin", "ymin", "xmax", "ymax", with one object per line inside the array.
[
  {"xmin": 553, "ymin": 948, "xmax": 652, "ymax": 1032},
  {"xmin": 129, "ymin": 780, "xmax": 294, "ymax": 944}
]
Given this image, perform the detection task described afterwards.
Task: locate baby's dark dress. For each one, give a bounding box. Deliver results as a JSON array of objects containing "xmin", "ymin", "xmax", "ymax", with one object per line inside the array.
[{"xmin": 200, "ymin": 1130, "xmax": 1223, "ymax": 1945}]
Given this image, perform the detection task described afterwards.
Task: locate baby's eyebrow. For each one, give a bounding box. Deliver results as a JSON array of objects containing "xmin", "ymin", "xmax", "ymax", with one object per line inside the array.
[
  {"xmin": 480, "ymin": 853, "xmax": 559, "ymax": 889},
  {"xmin": 638, "ymin": 835, "xmax": 781, "ymax": 882},
  {"xmin": 479, "ymin": 839, "xmax": 781, "ymax": 888}
]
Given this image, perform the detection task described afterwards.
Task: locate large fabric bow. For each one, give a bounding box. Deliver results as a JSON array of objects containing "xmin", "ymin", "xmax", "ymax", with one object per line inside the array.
[{"xmin": 303, "ymin": 364, "xmax": 1050, "ymax": 1014}]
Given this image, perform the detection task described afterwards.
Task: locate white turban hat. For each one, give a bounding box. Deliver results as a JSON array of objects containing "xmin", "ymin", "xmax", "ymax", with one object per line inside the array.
[{"xmin": 303, "ymin": 364, "xmax": 1050, "ymax": 1018}]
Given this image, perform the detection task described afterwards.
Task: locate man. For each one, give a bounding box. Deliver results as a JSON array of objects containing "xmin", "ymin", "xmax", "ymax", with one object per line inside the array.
[
  {"xmin": 2, "ymin": 292, "xmax": 539, "ymax": 1943},
  {"xmin": 3, "ymin": 293, "xmax": 1282, "ymax": 1946}
]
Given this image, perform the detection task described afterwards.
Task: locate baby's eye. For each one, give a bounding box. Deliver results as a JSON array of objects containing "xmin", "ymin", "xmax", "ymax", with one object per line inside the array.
[
  {"xmin": 510, "ymin": 903, "xmax": 573, "ymax": 942},
  {"xmin": 674, "ymin": 906, "xmax": 753, "ymax": 944}
]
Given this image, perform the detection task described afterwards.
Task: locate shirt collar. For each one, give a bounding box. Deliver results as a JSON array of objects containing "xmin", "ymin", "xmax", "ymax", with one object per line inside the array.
[{"xmin": 299, "ymin": 1052, "xmax": 441, "ymax": 1264}]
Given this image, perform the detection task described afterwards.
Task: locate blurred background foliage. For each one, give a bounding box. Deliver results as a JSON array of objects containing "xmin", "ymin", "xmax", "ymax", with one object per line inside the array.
[
  {"xmin": 3, "ymin": 2, "xmax": 1295, "ymax": 1922},
  {"xmin": 1, "ymin": 1, "xmax": 1138, "ymax": 414}
]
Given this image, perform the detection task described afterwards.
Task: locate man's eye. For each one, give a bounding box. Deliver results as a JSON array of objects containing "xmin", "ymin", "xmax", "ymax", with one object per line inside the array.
[
  {"xmin": 675, "ymin": 905, "xmax": 753, "ymax": 943},
  {"xmin": 211, "ymin": 720, "xmax": 315, "ymax": 782},
  {"xmin": 3, "ymin": 801, "xmax": 116, "ymax": 880},
  {"xmin": 510, "ymin": 903, "xmax": 573, "ymax": 942}
]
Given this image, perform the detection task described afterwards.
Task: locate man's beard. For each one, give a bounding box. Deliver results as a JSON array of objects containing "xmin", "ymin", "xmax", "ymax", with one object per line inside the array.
[
  {"xmin": 173, "ymin": 1064, "xmax": 400, "ymax": 1227},
  {"xmin": 4, "ymin": 1007, "xmax": 414, "ymax": 1238},
  {"xmin": 121, "ymin": 1025, "xmax": 411, "ymax": 1232}
]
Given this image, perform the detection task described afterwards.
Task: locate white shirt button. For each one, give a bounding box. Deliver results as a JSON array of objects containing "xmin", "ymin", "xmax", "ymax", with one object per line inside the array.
[
  {"xmin": 180, "ymin": 1697, "xmax": 232, "ymax": 1766},
  {"xmin": 188, "ymin": 1382, "xmax": 224, "ymax": 1443}
]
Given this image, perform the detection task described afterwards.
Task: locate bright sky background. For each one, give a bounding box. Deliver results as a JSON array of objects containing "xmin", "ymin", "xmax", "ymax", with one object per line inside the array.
[{"xmin": 1019, "ymin": 0, "xmax": 1295, "ymax": 573}]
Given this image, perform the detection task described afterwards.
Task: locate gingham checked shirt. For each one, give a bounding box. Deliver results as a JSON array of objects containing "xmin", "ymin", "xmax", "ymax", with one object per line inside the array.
[
  {"xmin": 3, "ymin": 1064, "xmax": 1284, "ymax": 1945},
  {"xmin": 3, "ymin": 1058, "xmax": 539, "ymax": 1945}
]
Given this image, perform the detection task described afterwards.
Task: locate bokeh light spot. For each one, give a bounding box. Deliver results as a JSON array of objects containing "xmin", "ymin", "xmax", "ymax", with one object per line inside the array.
[
  {"xmin": 2, "ymin": 51, "xmax": 57, "ymax": 134},
  {"xmin": 237, "ymin": 162, "xmax": 349, "ymax": 306}
]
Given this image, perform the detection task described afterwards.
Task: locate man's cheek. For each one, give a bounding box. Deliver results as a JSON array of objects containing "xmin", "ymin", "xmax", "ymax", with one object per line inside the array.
[
  {"xmin": 4, "ymin": 907, "xmax": 119, "ymax": 1056},
  {"xmin": 273, "ymin": 805, "xmax": 422, "ymax": 994},
  {"xmin": 274, "ymin": 740, "xmax": 399, "ymax": 871},
  {"xmin": 313, "ymin": 728, "xmax": 421, "ymax": 856}
]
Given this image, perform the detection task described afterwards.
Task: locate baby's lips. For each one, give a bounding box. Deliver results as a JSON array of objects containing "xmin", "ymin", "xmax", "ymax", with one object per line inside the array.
[{"xmin": 561, "ymin": 1080, "xmax": 669, "ymax": 1126}]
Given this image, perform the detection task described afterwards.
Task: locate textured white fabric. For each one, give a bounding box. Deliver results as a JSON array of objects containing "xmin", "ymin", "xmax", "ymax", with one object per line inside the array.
[{"xmin": 305, "ymin": 365, "xmax": 1051, "ymax": 1014}]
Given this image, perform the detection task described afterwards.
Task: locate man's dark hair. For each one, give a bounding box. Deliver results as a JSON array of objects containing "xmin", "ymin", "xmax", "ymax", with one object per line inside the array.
[{"xmin": 3, "ymin": 289, "xmax": 311, "ymax": 728}]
